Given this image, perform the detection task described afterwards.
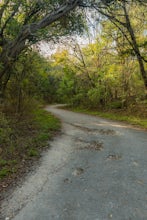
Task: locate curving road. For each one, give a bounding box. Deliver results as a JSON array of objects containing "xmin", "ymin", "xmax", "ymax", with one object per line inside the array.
[{"xmin": 1, "ymin": 105, "xmax": 147, "ymax": 220}]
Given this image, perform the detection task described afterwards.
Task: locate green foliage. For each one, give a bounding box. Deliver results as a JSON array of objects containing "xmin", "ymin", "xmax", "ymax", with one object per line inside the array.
[
  {"xmin": 88, "ymin": 86, "xmax": 106, "ymax": 107},
  {"xmin": 69, "ymin": 107, "xmax": 147, "ymax": 129},
  {"xmin": 28, "ymin": 148, "xmax": 39, "ymax": 157},
  {"xmin": 108, "ymin": 101, "xmax": 123, "ymax": 109},
  {"xmin": 0, "ymin": 0, "xmax": 85, "ymax": 55},
  {"xmin": 0, "ymin": 159, "xmax": 17, "ymax": 179},
  {"xmin": 33, "ymin": 109, "xmax": 61, "ymax": 132},
  {"xmin": 0, "ymin": 159, "xmax": 7, "ymax": 166},
  {"xmin": 37, "ymin": 133, "xmax": 50, "ymax": 142},
  {"xmin": 36, "ymin": 10, "xmax": 85, "ymax": 43},
  {"xmin": 3, "ymin": 50, "xmax": 58, "ymax": 114},
  {"xmin": 0, "ymin": 112, "xmax": 12, "ymax": 146},
  {"xmin": 57, "ymin": 71, "xmax": 76, "ymax": 104},
  {"xmin": 48, "ymin": 3, "xmax": 147, "ymax": 109},
  {"xmin": 0, "ymin": 168, "xmax": 11, "ymax": 179},
  {"xmin": 0, "ymin": 107, "xmax": 61, "ymax": 180}
]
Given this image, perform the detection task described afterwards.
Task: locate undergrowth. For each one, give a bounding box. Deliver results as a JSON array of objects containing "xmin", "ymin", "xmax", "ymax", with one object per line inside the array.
[
  {"xmin": 0, "ymin": 107, "xmax": 61, "ymax": 180},
  {"xmin": 66, "ymin": 106, "xmax": 147, "ymax": 129}
]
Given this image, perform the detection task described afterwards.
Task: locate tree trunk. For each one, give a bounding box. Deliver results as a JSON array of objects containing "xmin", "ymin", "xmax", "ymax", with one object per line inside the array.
[{"xmin": 123, "ymin": 2, "xmax": 147, "ymax": 94}]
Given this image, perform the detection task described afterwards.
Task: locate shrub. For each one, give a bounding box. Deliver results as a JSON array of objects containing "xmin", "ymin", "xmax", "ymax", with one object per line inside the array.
[{"xmin": 0, "ymin": 112, "xmax": 12, "ymax": 147}]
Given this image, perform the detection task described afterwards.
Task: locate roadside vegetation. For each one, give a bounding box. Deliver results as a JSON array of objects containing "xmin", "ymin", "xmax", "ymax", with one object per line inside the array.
[
  {"xmin": 0, "ymin": 50, "xmax": 61, "ymax": 191},
  {"xmin": 0, "ymin": 105, "xmax": 60, "ymax": 189},
  {"xmin": 65, "ymin": 106, "xmax": 147, "ymax": 129}
]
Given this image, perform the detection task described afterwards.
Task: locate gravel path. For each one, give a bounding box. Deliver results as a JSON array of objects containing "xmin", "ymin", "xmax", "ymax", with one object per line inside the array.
[{"xmin": 1, "ymin": 105, "xmax": 147, "ymax": 220}]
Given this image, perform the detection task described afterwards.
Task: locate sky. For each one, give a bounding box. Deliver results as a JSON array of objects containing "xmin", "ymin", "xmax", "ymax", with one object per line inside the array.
[{"xmin": 38, "ymin": 35, "xmax": 91, "ymax": 57}]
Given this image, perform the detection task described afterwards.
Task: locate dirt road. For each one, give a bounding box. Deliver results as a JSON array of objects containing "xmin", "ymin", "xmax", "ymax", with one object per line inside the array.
[{"xmin": 1, "ymin": 105, "xmax": 147, "ymax": 220}]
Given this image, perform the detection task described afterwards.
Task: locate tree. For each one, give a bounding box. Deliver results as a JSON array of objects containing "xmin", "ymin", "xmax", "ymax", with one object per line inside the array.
[
  {"xmin": 49, "ymin": 26, "xmax": 145, "ymax": 109},
  {"xmin": 0, "ymin": 0, "xmax": 84, "ymax": 97},
  {"xmin": 93, "ymin": 0, "xmax": 147, "ymax": 93},
  {"xmin": 0, "ymin": 0, "xmax": 146, "ymax": 98},
  {"xmin": 5, "ymin": 50, "xmax": 54, "ymax": 113}
]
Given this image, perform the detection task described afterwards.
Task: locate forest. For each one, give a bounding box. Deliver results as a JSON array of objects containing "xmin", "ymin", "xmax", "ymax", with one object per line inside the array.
[{"xmin": 0, "ymin": 1, "xmax": 147, "ymax": 184}]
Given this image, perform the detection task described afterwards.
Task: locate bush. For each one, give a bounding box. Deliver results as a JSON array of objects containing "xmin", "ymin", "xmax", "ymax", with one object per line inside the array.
[
  {"xmin": 0, "ymin": 112, "xmax": 12, "ymax": 147},
  {"xmin": 28, "ymin": 148, "xmax": 39, "ymax": 157},
  {"xmin": 108, "ymin": 101, "xmax": 122, "ymax": 109},
  {"xmin": 0, "ymin": 168, "xmax": 11, "ymax": 179}
]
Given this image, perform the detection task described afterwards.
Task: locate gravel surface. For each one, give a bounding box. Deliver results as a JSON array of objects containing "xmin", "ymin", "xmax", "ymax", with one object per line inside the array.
[{"xmin": 1, "ymin": 105, "xmax": 147, "ymax": 220}]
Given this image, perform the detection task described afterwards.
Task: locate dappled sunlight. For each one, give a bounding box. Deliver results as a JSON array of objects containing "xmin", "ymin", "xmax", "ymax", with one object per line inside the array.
[
  {"xmin": 94, "ymin": 122, "xmax": 131, "ymax": 128},
  {"xmin": 93, "ymin": 122, "xmax": 145, "ymax": 131}
]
